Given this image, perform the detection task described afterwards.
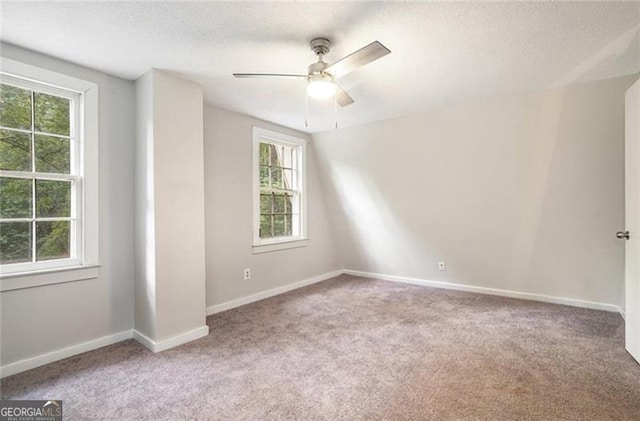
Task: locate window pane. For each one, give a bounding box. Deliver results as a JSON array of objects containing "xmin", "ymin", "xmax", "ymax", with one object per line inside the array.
[
  {"xmin": 283, "ymin": 169, "xmax": 295, "ymax": 190},
  {"xmin": 0, "ymin": 129, "xmax": 31, "ymax": 171},
  {"xmin": 274, "ymin": 145, "xmax": 284, "ymax": 167},
  {"xmin": 260, "ymin": 194, "xmax": 272, "ymax": 214},
  {"xmin": 285, "ymin": 215, "xmax": 292, "ymax": 237},
  {"xmin": 35, "ymin": 134, "xmax": 70, "ymax": 174},
  {"xmin": 34, "ymin": 92, "xmax": 70, "ymax": 136},
  {"xmin": 36, "ymin": 220, "xmax": 70, "ymax": 261},
  {"xmin": 285, "ymin": 194, "xmax": 293, "ymax": 214},
  {"xmin": 260, "ymin": 215, "xmax": 273, "ymax": 238},
  {"xmin": 0, "ymin": 177, "xmax": 32, "ymax": 218},
  {"xmin": 259, "ymin": 142, "xmax": 269, "ymax": 165},
  {"xmin": 282, "ymin": 146, "xmax": 294, "ymax": 169},
  {"xmin": 36, "ymin": 180, "xmax": 71, "ymax": 218},
  {"xmin": 259, "ymin": 166, "xmax": 270, "ymax": 188},
  {"xmin": 0, "ymin": 84, "xmax": 31, "ymax": 130},
  {"xmin": 269, "ymin": 144, "xmax": 280, "ymax": 166},
  {"xmin": 273, "ymin": 194, "xmax": 285, "ymax": 214},
  {"xmin": 270, "ymin": 167, "xmax": 283, "ymax": 189},
  {"xmin": 0, "ymin": 222, "xmax": 32, "ymax": 264},
  {"xmin": 274, "ymin": 215, "xmax": 286, "ymax": 237}
]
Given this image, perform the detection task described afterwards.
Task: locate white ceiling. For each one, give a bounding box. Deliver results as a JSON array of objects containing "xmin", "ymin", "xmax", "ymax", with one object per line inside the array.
[{"xmin": 1, "ymin": 1, "xmax": 639, "ymax": 133}]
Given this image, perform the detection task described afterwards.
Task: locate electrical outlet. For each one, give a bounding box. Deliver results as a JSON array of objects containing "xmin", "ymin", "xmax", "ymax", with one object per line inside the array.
[
  {"xmin": 243, "ymin": 268, "xmax": 251, "ymax": 280},
  {"xmin": 438, "ymin": 262, "xmax": 446, "ymax": 271}
]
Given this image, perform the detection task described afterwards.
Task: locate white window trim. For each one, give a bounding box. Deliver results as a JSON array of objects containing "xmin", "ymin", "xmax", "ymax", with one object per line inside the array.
[
  {"xmin": 252, "ymin": 127, "xmax": 307, "ymax": 253},
  {"xmin": 0, "ymin": 58, "xmax": 99, "ymax": 289}
]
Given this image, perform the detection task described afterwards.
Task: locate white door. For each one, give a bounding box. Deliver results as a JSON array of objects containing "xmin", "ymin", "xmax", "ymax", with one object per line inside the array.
[{"xmin": 624, "ymin": 78, "xmax": 640, "ymax": 363}]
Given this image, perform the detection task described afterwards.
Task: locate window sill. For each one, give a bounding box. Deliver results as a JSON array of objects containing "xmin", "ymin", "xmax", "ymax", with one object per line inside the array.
[
  {"xmin": 0, "ymin": 264, "xmax": 100, "ymax": 292},
  {"xmin": 252, "ymin": 239, "xmax": 308, "ymax": 254}
]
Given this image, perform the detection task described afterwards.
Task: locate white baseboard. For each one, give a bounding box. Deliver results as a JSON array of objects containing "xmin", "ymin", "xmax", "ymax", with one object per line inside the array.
[
  {"xmin": 207, "ymin": 269, "xmax": 343, "ymax": 315},
  {"xmin": 0, "ymin": 329, "xmax": 133, "ymax": 379},
  {"xmin": 133, "ymin": 325, "xmax": 210, "ymax": 353},
  {"xmin": 1, "ymin": 325, "xmax": 211, "ymax": 378},
  {"xmin": 619, "ymin": 307, "xmax": 626, "ymax": 320},
  {"xmin": 344, "ymin": 269, "xmax": 624, "ymax": 314}
]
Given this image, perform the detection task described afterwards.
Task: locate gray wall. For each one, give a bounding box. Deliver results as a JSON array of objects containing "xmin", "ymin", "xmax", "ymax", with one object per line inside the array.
[
  {"xmin": 314, "ymin": 75, "xmax": 638, "ymax": 308},
  {"xmin": 204, "ymin": 106, "xmax": 339, "ymax": 308},
  {"xmin": 0, "ymin": 44, "xmax": 135, "ymax": 365}
]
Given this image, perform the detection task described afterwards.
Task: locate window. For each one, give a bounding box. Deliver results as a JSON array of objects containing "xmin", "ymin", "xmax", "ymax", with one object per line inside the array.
[
  {"xmin": 0, "ymin": 59, "xmax": 98, "ymax": 279},
  {"xmin": 253, "ymin": 127, "xmax": 307, "ymax": 251}
]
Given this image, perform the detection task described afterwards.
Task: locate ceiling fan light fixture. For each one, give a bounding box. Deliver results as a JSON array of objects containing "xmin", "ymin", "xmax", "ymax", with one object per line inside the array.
[{"xmin": 307, "ymin": 73, "xmax": 336, "ymax": 100}]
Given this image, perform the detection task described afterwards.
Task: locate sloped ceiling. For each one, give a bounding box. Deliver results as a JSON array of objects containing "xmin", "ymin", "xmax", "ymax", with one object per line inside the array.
[{"xmin": 1, "ymin": 1, "xmax": 639, "ymax": 133}]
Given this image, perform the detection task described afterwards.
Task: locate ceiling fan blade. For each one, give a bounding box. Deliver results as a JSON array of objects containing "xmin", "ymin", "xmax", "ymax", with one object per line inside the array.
[
  {"xmin": 325, "ymin": 41, "xmax": 391, "ymax": 79},
  {"xmin": 233, "ymin": 73, "xmax": 307, "ymax": 78},
  {"xmin": 335, "ymin": 85, "xmax": 354, "ymax": 107}
]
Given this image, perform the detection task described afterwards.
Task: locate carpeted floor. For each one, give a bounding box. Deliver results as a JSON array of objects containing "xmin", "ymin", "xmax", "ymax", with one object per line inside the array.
[{"xmin": 2, "ymin": 274, "xmax": 640, "ymax": 420}]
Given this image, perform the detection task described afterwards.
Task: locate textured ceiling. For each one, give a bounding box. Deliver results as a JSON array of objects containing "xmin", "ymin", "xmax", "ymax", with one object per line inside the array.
[{"xmin": 1, "ymin": 1, "xmax": 639, "ymax": 133}]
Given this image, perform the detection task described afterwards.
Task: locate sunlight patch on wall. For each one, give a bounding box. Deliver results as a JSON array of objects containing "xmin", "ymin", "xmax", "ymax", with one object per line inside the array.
[{"xmin": 326, "ymin": 161, "xmax": 426, "ymax": 275}]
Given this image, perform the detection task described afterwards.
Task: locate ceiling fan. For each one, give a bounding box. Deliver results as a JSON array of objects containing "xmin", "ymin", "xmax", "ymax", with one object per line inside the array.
[{"xmin": 233, "ymin": 38, "xmax": 391, "ymax": 107}]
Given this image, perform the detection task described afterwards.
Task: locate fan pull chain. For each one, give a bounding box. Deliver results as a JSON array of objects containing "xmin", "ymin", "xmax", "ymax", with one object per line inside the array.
[
  {"xmin": 334, "ymin": 89, "xmax": 338, "ymax": 130},
  {"xmin": 304, "ymin": 90, "xmax": 309, "ymax": 128}
]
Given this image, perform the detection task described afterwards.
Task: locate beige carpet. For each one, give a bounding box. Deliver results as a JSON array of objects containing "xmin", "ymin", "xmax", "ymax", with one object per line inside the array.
[{"xmin": 2, "ymin": 274, "xmax": 640, "ymax": 420}]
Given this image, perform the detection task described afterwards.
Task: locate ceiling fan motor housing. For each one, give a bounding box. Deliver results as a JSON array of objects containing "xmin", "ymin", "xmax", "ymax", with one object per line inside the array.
[{"xmin": 310, "ymin": 37, "xmax": 331, "ymax": 57}]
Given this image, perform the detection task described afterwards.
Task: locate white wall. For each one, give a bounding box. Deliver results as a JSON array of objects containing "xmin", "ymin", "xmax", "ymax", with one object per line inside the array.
[
  {"xmin": 134, "ymin": 69, "xmax": 207, "ymax": 343},
  {"xmin": 314, "ymin": 74, "xmax": 638, "ymax": 308},
  {"xmin": 204, "ymin": 106, "xmax": 339, "ymax": 308},
  {"xmin": 0, "ymin": 43, "xmax": 135, "ymax": 365}
]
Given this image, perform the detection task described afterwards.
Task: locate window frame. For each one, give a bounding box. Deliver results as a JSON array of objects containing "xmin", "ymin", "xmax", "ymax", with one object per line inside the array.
[
  {"xmin": 0, "ymin": 58, "xmax": 99, "ymax": 284},
  {"xmin": 0, "ymin": 75, "xmax": 82, "ymax": 271},
  {"xmin": 252, "ymin": 127, "xmax": 307, "ymax": 251}
]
